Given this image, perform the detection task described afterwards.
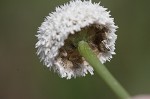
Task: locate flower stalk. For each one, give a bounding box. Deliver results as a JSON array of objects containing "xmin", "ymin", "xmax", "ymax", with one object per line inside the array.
[{"xmin": 78, "ymin": 41, "xmax": 130, "ymax": 99}]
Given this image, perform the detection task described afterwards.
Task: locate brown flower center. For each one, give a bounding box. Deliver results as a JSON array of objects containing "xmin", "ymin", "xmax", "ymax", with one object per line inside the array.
[{"xmin": 58, "ymin": 24, "xmax": 108, "ymax": 69}]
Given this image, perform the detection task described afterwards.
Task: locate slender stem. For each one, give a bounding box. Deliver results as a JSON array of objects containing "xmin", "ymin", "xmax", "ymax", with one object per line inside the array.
[{"xmin": 78, "ymin": 41, "xmax": 130, "ymax": 99}]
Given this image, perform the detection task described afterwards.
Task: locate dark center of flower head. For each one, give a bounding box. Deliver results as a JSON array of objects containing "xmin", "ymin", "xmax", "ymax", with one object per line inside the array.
[{"xmin": 58, "ymin": 24, "xmax": 109, "ymax": 69}]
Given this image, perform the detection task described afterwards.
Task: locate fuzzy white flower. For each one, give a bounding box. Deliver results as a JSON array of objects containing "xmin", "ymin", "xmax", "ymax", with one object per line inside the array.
[{"xmin": 36, "ymin": 0, "xmax": 118, "ymax": 79}]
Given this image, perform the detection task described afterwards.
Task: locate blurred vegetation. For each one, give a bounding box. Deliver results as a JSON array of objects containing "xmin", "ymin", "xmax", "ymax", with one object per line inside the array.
[{"xmin": 0, "ymin": 0, "xmax": 150, "ymax": 99}]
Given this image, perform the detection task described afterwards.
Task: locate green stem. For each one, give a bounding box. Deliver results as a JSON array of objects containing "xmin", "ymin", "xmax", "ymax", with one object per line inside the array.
[{"xmin": 78, "ymin": 41, "xmax": 130, "ymax": 99}]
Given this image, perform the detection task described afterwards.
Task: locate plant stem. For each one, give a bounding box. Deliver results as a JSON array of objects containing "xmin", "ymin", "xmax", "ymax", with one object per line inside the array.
[{"xmin": 78, "ymin": 41, "xmax": 130, "ymax": 99}]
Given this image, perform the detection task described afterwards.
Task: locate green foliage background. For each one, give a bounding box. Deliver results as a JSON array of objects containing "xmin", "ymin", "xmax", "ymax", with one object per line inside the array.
[{"xmin": 0, "ymin": 0, "xmax": 150, "ymax": 99}]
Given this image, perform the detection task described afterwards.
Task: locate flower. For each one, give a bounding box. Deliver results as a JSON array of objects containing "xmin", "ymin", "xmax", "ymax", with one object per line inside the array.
[
  {"xmin": 35, "ymin": 0, "xmax": 118, "ymax": 79},
  {"xmin": 132, "ymin": 95, "xmax": 150, "ymax": 99}
]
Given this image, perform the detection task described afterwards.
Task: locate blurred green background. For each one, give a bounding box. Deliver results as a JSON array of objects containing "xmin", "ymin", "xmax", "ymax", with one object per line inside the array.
[{"xmin": 0, "ymin": 0, "xmax": 150, "ymax": 99}]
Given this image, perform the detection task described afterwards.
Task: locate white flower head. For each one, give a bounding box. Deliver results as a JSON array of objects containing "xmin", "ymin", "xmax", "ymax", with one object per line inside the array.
[{"xmin": 36, "ymin": 0, "xmax": 118, "ymax": 79}]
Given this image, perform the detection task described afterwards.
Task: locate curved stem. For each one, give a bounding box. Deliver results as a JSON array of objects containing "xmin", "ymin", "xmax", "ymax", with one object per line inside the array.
[{"xmin": 78, "ymin": 41, "xmax": 130, "ymax": 99}]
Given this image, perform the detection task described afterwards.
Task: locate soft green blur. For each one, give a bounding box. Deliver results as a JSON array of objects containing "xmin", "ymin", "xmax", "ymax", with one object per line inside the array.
[{"xmin": 0, "ymin": 0, "xmax": 150, "ymax": 99}]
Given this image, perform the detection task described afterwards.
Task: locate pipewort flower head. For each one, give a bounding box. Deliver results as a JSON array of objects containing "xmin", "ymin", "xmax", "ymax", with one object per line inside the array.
[{"xmin": 35, "ymin": 0, "xmax": 118, "ymax": 79}]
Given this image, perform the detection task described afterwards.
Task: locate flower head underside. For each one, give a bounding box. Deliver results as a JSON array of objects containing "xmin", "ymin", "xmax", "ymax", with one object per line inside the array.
[{"xmin": 36, "ymin": 0, "xmax": 118, "ymax": 79}]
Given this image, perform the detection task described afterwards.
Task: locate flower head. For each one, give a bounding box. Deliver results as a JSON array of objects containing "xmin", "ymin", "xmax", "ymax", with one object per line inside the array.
[
  {"xmin": 132, "ymin": 95, "xmax": 150, "ymax": 99},
  {"xmin": 36, "ymin": 0, "xmax": 118, "ymax": 79}
]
